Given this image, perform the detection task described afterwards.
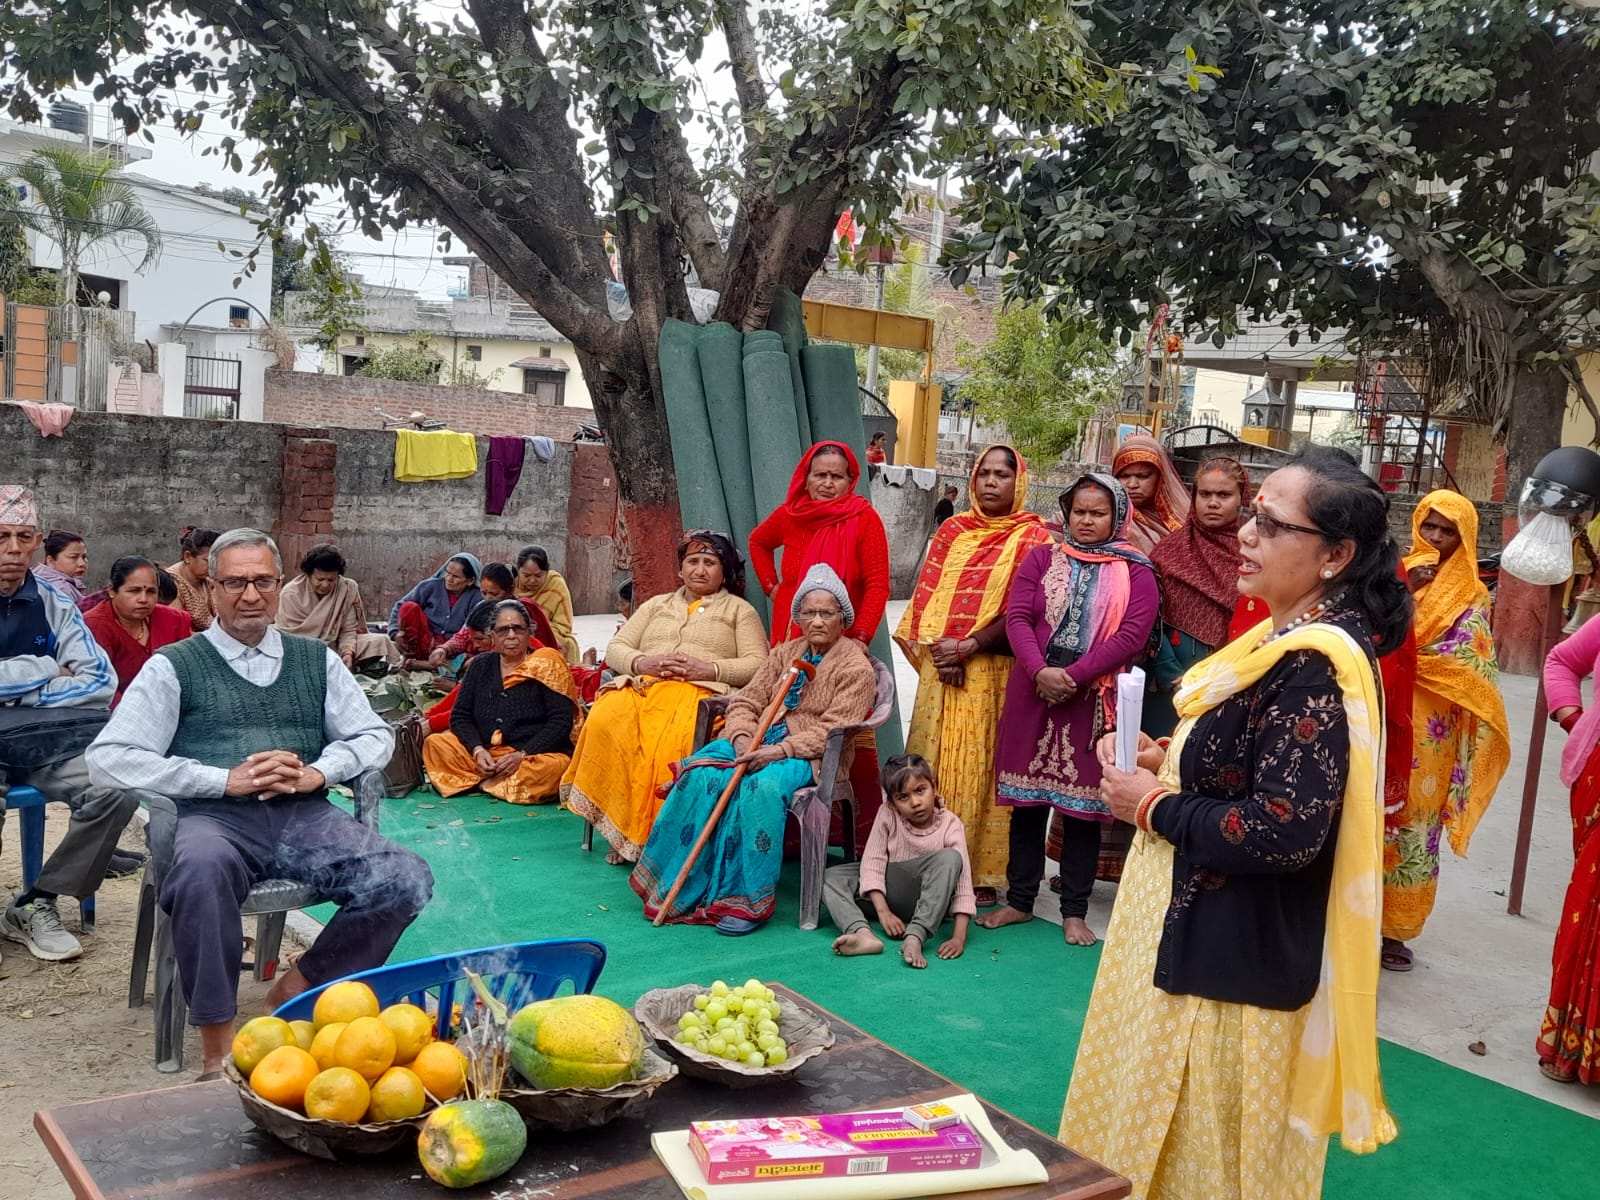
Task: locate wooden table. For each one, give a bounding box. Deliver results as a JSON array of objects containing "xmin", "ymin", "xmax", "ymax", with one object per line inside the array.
[{"xmin": 35, "ymin": 988, "xmax": 1129, "ymax": 1200}]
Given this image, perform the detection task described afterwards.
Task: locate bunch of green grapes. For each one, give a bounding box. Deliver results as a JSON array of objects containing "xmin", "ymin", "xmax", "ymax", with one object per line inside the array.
[{"xmin": 675, "ymin": 978, "xmax": 789, "ymax": 1067}]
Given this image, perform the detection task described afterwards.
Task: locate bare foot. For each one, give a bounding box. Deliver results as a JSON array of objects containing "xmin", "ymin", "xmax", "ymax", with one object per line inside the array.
[
  {"xmin": 976, "ymin": 905, "xmax": 1033, "ymax": 930},
  {"xmin": 604, "ymin": 848, "xmax": 628, "ymax": 865},
  {"xmin": 832, "ymin": 929, "xmax": 885, "ymax": 957},
  {"xmin": 901, "ymin": 934, "xmax": 927, "ymax": 969},
  {"xmin": 264, "ymin": 964, "xmax": 312, "ymax": 1011},
  {"xmin": 1062, "ymin": 917, "xmax": 1098, "ymax": 946}
]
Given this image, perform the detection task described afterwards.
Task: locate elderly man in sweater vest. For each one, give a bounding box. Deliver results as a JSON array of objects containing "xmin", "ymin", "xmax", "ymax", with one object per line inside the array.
[{"xmin": 88, "ymin": 529, "xmax": 434, "ymax": 1077}]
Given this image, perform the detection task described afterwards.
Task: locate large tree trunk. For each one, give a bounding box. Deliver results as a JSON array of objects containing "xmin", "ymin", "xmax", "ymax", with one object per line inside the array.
[
  {"xmin": 1493, "ymin": 360, "xmax": 1570, "ymax": 675},
  {"xmin": 574, "ymin": 330, "xmax": 682, "ymax": 601}
]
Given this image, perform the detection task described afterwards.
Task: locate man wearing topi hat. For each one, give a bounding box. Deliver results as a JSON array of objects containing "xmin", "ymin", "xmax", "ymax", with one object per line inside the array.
[{"xmin": 0, "ymin": 485, "xmax": 134, "ymax": 963}]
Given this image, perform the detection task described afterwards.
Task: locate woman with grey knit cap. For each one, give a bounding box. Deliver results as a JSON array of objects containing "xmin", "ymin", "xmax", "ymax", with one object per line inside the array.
[{"xmin": 631, "ymin": 564, "xmax": 877, "ymax": 935}]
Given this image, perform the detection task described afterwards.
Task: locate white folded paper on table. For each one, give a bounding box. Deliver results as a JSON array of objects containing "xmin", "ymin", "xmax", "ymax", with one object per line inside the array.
[
  {"xmin": 650, "ymin": 1091, "xmax": 1048, "ymax": 1200},
  {"xmin": 1115, "ymin": 667, "xmax": 1146, "ymax": 772}
]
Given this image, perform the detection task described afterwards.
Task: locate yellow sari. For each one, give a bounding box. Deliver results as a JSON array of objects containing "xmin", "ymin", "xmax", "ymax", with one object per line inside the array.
[
  {"xmin": 894, "ymin": 444, "xmax": 1052, "ymax": 888},
  {"xmin": 517, "ymin": 570, "xmax": 580, "ymax": 660},
  {"xmin": 1062, "ymin": 618, "xmax": 1394, "ymax": 1199},
  {"xmin": 1382, "ymin": 491, "xmax": 1509, "ymax": 941}
]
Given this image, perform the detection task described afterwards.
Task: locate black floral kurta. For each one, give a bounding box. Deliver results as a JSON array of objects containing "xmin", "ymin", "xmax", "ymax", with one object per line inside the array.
[{"xmin": 1148, "ymin": 604, "xmax": 1376, "ymax": 1011}]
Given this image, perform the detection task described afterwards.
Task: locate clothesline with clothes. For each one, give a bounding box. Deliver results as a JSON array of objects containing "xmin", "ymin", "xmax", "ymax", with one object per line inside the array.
[{"xmin": 390, "ymin": 427, "xmax": 557, "ymax": 515}]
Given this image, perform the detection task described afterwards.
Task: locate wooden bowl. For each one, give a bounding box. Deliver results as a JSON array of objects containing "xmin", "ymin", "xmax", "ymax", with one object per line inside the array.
[
  {"xmin": 225, "ymin": 1062, "xmax": 426, "ymax": 1160},
  {"xmin": 633, "ymin": 983, "xmax": 834, "ymax": 1088},
  {"xmin": 501, "ymin": 1044, "xmax": 678, "ymax": 1131}
]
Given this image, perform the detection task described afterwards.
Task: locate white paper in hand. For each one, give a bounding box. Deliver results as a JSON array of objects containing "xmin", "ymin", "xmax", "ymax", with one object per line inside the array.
[{"xmin": 1115, "ymin": 667, "xmax": 1146, "ymax": 772}]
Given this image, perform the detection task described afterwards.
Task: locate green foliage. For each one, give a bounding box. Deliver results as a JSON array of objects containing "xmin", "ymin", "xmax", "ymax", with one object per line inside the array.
[
  {"xmin": 946, "ymin": 1, "xmax": 1600, "ymax": 442},
  {"xmin": 0, "ymin": 146, "xmax": 162, "ymax": 305},
  {"xmin": 4, "ymin": 268, "xmax": 60, "ymax": 306},
  {"xmin": 359, "ymin": 335, "xmax": 443, "ymax": 384},
  {"xmin": 445, "ymin": 361, "xmax": 503, "ymax": 390},
  {"xmin": 0, "ymin": 219, "xmax": 28, "ymax": 294},
  {"xmin": 954, "ymin": 302, "xmax": 1124, "ymax": 464},
  {"xmin": 290, "ymin": 247, "xmax": 367, "ymax": 353}
]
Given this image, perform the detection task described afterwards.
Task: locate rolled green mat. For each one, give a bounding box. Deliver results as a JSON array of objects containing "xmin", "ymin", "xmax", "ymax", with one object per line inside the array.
[
  {"xmin": 866, "ymin": 625, "xmax": 905, "ymax": 760},
  {"xmin": 766, "ymin": 289, "xmax": 813, "ymax": 448},
  {"xmin": 696, "ymin": 322, "xmax": 769, "ymax": 629},
  {"xmin": 741, "ymin": 330, "xmax": 783, "ymax": 357},
  {"xmin": 743, "ymin": 348, "xmax": 804, "ymax": 522},
  {"xmin": 801, "ymin": 343, "xmax": 872, "ymax": 501},
  {"xmin": 657, "ymin": 318, "xmax": 731, "ymax": 535}
]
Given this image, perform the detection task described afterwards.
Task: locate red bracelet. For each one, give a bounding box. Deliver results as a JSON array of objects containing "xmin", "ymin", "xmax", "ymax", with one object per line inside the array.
[
  {"xmin": 1134, "ymin": 787, "xmax": 1169, "ymax": 833},
  {"xmin": 1559, "ymin": 709, "xmax": 1584, "ymax": 733}
]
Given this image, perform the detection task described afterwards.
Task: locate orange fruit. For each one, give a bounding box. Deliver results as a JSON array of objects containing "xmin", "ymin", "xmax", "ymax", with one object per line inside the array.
[
  {"xmin": 249, "ymin": 1045, "xmax": 320, "ymax": 1111},
  {"xmin": 231, "ymin": 1016, "xmax": 295, "ymax": 1075},
  {"xmin": 333, "ymin": 1015, "xmax": 397, "ymax": 1082},
  {"xmin": 379, "ymin": 1003, "xmax": 434, "ymax": 1065},
  {"xmin": 410, "ymin": 1041, "xmax": 468, "ymax": 1101},
  {"xmin": 309, "ymin": 1021, "xmax": 348, "ymax": 1071},
  {"xmin": 288, "ymin": 1020, "xmax": 317, "ymax": 1052},
  {"xmin": 303, "ymin": 1066, "xmax": 371, "ymax": 1124},
  {"xmin": 312, "ymin": 980, "xmax": 381, "ymax": 1029},
  {"xmin": 366, "ymin": 1066, "xmax": 428, "ymax": 1122}
]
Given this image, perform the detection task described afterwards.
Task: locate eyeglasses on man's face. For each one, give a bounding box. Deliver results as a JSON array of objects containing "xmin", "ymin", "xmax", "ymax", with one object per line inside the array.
[{"xmin": 213, "ymin": 575, "xmax": 282, "ymax": 595}]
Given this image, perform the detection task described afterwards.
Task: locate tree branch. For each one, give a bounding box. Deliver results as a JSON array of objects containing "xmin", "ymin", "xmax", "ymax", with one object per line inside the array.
[
  {"xmin": 659, "ymin": 125, "xmax": 727, "ymax": 289},
  {"xmin": 714, "ymin": 0, "xmax": 768, "ymax": 123}
]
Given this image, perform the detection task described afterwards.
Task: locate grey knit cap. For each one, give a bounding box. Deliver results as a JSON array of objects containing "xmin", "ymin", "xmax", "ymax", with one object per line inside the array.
[{"xmin": 792, "ymin": 563, "xmax": 855, "ymax": 628}]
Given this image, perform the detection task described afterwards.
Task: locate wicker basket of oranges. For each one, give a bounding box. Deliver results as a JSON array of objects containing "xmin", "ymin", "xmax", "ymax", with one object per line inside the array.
[{"xmin": 227, "ymin": 981, "xmax": 469, "ymax": 1160}]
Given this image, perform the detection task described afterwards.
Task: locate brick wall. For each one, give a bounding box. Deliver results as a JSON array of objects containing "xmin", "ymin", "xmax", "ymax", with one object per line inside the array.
[
  {"xmin": 263, "ymin": 370, "xmax": 596, "ymax": 440},
  {"xmin": 1, "ymin": 406, "xmax": 624, "ymax": 619}
]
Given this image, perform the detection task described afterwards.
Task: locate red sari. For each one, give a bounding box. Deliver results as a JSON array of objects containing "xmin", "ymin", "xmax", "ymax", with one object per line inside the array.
[
  {"xmin": 83, "ymin": 602, "xmax": 193, "ymax": 707},
  {"xmin": 1539, "ymin": 740, "xmax": 1600, "ymax": 1083},
  {"xmin": 748, "ymin": 441, "xmax": 890, "ymax": 644}
]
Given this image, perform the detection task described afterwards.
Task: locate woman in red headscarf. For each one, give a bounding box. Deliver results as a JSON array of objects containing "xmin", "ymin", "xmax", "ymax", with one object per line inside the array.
[
  {"xmin": 1113, "ymin": 434, "xmax": 1190, "ymax": 556},
  {"xmin": 750, "ymin": 441, "xmax": 890, "ymax": 646}
]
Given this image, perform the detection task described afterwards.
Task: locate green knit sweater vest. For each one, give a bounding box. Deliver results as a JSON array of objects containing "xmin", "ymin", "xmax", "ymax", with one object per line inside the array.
[{"xmin": 160, "ymin": 633, "xmax": 328, "ymax": 769}]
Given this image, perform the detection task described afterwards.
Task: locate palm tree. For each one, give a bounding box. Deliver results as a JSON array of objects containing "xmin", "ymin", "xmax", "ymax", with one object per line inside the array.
[{"xmin": 0, "ymin": 146, "xmax": 161, "ymax": 306}]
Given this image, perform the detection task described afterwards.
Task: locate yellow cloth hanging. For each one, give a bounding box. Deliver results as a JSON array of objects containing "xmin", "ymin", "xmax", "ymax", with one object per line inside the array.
[{"xmin": 395, "ymin": 429, "xmax": 479, "ymax": 482}]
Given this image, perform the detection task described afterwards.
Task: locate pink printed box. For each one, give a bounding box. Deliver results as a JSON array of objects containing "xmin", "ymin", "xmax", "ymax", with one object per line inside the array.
[{"xmin": 689, "ymin": 1109, "xmax": 985, "ymax": 1183}]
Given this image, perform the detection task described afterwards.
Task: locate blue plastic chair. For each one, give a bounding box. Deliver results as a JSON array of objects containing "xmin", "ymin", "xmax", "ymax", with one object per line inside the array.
[
  {"xmin": 8, "ymin": 784, "xmax": 96, "ymax": 932},
  {"xmin": 272, "ymin": 939, "xmax": 608, "ymax": 1039}
]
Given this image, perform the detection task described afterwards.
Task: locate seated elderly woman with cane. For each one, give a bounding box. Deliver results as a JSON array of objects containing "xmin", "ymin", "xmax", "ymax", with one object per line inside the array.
[{"xmin": 630, "ymin": 564, "xmax": 878, "ymax": 936}]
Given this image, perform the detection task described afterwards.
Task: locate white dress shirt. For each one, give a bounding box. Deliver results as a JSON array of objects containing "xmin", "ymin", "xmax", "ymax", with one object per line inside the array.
[{"xmin": 86, "ymin": 623, "xmax": 393, "ymax": 798}]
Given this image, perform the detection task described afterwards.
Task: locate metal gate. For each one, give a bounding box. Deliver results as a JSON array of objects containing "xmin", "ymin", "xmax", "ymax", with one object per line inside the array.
[{"xmin": 183, "ymin": 354, "xmax": 242, "ymax": 419}]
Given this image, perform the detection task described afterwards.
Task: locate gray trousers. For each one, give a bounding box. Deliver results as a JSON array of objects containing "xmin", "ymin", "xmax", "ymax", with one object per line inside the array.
[
  {"xmin": 0, "ymin": 754, "xmax": 138, "ymax": 899},
  {"xmin": 822, "ymin": 849, "xmax": 964, "ymax": 943}
]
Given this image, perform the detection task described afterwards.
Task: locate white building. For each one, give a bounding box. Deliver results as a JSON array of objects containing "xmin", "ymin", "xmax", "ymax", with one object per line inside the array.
[{"xmin": 0, "ymin": 104, "xmax": 271, "ymax": 344}]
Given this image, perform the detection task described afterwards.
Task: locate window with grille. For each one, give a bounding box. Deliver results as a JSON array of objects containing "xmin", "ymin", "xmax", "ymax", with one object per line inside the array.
[{"xmin": 522, "ymin": 368, "xmax": 566, "ymax": 405}]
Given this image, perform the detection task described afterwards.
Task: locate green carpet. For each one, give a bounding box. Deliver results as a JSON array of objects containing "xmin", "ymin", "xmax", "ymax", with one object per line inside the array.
[{"xmin": 320, "ymin": 791, "xmax": 1595, "ymax": 1199}]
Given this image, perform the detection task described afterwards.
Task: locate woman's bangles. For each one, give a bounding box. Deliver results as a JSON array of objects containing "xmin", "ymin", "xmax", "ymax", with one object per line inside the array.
[{"xmin": 1134, "ymin": 786, "xmax": 1170, "ymax": 833}]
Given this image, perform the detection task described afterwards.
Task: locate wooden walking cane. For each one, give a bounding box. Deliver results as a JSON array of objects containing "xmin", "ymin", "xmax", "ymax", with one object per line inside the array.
[{"xmin": 652, "ymin": 658, "xmax": 816, "ymax": 926}]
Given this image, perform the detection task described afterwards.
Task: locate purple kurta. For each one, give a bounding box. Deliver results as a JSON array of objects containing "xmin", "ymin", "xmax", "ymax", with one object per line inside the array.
[{"xmin": 994, "ymin": 544, "xmax": 1159, "ymax": 821}]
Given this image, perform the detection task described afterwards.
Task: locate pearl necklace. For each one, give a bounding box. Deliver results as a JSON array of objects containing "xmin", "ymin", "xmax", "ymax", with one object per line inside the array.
[{"xmin": 1258, "ymin": 591, "xmax": 1345, "ymax": 648}]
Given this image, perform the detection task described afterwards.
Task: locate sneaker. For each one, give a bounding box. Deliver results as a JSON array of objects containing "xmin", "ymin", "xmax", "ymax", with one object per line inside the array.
[{"xmin": 1, "ymin": 898, "xmax": 82, "ymax": 962}]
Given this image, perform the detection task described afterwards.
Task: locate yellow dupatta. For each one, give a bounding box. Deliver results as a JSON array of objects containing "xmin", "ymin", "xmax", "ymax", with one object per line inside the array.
[
  {"xmin": 1164, "ymin": 616, "xmax": 1396, "ymax": 1154},
  {"xmin": 1400, "ymin": 490, "xmax": 1509, "ymax": 855},
  {"xmin": 894, "ymin": 443, "xmax": 1051, "ymax": 670},
  {"xmin": 500, "ymin": 647, "xmax": 586, "ymax": 742}
]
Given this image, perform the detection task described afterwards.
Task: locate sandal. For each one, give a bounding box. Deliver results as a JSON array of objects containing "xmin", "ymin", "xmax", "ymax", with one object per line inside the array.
[
  {"xmin": 1539, "ymin": 1061, "xmax": 1577, "ymax": 1084},
  {"xmin": 1380, "ymin": 939, "xmax": 1414, "ymax": 972},
  {"xmin": 973, "ymin": 887, "xmax": 1000, "ymax": 908},
  {"xmin": 714, "ymin": 915, "xmax": 764, "ymax": 937}
]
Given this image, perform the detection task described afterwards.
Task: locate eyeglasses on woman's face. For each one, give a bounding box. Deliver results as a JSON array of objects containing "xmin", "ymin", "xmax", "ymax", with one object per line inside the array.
[
  {"xmin": 1247, "ymin": 508, "xmax": 1326, "ymax": 540},
  {"xmin": 798, "ymin": 607, "xmax": 842, "ymax": 622},
  {"xmin": 492, "ymin": 623, "xmax": 530, "ymax": 637}
]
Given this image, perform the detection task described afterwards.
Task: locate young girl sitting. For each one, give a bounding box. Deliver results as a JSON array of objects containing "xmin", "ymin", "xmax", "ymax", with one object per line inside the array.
[{"xmin": 824, "ymin": 754, "xmax": 975, "ymax": 968}]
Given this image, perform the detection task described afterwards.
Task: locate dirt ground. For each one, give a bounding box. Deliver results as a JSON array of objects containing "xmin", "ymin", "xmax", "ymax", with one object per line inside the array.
[{"xmin": 0, "ymin": 812, "xmax": 290, "ymax": 1200}]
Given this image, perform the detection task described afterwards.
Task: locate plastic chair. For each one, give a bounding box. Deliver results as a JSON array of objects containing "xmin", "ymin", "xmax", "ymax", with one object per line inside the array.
[
  {"xmin": 126, "ymin": 770, "xmax": 385, "ymax": 1072},
  {"xmin": 273, "ymin": 939, "xmax": 608, "ymax": 1038},
  {"xmin": 688, "ymin": 657, "xmax": 897, "ymax": 930},
  {"xmin": 8, "ymin": 784, "xmax": 96, "ymax": 932}
]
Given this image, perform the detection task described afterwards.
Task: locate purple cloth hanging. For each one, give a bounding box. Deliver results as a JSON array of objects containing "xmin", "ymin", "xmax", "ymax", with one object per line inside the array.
[{"xmin": 485, "ymin": 435, "xmax": 527, "ymax": 515}]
